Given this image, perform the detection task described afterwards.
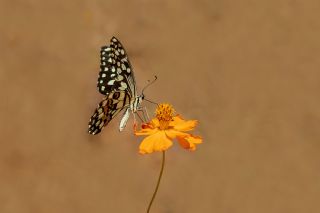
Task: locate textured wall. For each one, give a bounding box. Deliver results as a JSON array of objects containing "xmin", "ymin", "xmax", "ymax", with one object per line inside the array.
[{"xmin": 1, "ymin": 0, "xmax": 320, "ymax": 212}]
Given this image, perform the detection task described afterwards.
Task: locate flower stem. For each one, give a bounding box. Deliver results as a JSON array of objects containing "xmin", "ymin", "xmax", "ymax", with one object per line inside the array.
[{"xmin": 147, "ymin": 151, "xmax": 166, "ymax": 213}]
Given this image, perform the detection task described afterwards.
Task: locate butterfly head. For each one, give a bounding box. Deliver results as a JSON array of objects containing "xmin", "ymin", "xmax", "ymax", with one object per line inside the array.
[{"xmin": 137, "ymin": 94, "xmax": 144, "ymax": 104}]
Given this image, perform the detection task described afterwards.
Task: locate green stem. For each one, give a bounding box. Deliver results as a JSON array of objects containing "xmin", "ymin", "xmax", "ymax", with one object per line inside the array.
[{"xmin": 147, "ymin": 151, "xmax": 166, "ymax": 213}]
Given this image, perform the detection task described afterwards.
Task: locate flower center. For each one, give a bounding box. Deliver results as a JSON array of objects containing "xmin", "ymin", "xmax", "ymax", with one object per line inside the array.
[{"xmin": 156, "ymin": 103, "xmax": 174, "ymax": 130}]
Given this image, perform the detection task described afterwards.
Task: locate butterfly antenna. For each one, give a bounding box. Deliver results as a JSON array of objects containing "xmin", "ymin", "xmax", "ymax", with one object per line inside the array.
[
  {"xmin": 141, "ymin": 76, "xmax": 158, "ymax": 105},
  {"xmin": 142, "ymin": 75, "xmax": 158, "ymax": 96},
  {"xmin": 144, "ymin": 98, "xmax": 158, "ymax": 105}
]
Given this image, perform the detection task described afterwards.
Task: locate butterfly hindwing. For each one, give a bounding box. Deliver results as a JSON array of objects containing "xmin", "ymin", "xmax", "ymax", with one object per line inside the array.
[
  {"xmin": 88, "ymin": 91, "xmax": 131, "ymax": 135},
  {"xmin": 97, "ymin": 37, "xmax": 135, "ymax": 96}
]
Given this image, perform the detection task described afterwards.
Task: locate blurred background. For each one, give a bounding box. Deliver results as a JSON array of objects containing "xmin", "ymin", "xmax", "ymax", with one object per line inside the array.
[{"xmin": 1, "ymin": 0, "xmax": 320, "ymax": 212}]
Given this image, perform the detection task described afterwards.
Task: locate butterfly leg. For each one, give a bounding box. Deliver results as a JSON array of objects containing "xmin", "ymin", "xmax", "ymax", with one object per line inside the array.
[
  {"xmin": 135, "ymin": 112, "xmax": 145, "ymax": 123},
  {"xmin": 137, "ymin": 106, "xmax": 150, "ymax": 122},
  {"xmin": 143, "ymin": 106, "xmax": 150, "ymax": 121},
  {"xmin": 131, "ymin": 112, "xmax": 137, "ymax": 131},
  {"xmin": 132, "ymin": 111, "xmax": 145, "ymax": 130}
]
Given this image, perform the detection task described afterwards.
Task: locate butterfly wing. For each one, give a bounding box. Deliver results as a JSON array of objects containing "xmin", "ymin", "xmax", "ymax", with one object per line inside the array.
[
  {"xmin": 88, "ymin": 91, "xmax": 131, "ymax": 135},
  {"xmin": 97, "ymin": 37, "xmax": 136, "ymax": 97},
  {"xmin": 89, "ymin": 37, "xmax": 137, "ymax": 135}
]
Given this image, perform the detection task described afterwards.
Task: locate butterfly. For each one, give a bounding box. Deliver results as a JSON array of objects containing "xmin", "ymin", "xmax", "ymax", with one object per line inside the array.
[{"xmin": 88, "ymin": 37, "xmax": 145, "ymax": 135}]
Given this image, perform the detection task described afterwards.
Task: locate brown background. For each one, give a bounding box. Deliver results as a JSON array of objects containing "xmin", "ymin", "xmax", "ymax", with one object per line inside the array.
[{"xmin": 1, "ymin": 0, "xmax": 320, "ymax": 212}]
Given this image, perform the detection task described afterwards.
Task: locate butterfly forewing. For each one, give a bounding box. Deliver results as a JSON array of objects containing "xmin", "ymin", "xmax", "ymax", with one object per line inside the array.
[
  {"xmin": 97, "ymin": 37, "xmax": 135, "ymax": 96},
  {"xmin": 88, "ymin": 91, "xmax": 131, "ymax": 135}
]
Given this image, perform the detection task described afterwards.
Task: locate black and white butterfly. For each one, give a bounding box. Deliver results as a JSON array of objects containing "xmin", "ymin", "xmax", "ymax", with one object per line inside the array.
[{"xmin": 88, "ymin": 37, "xmax": 147, "ymax": 135}]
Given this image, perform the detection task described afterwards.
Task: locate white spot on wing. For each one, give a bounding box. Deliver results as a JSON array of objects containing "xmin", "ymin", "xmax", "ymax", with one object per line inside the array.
[
  {"xmin": 108, "ymin": 80, "xmax": 115, "ymax": 85},
  {"xmin": 99, "ymin": 121, "xmax": 104, "ymax": 129},
  {"xmin": 120, "ymin": 82, "xmax": 127, "ymax": 88},
  {"xmin": 116, "ymin": 75, "xmax": 124, "ymax": 81},
  {"xmin": 95, "ymin": 120, "xmax": 101, "ymax": 126},
  {"xmin": 98, "ymin": 113, "xmax": 104, "ymax": 119}
]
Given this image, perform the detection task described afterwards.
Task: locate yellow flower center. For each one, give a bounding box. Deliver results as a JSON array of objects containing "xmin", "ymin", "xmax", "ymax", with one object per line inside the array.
[{"xmin": 156, "ymin": 103, "xmax": 174, "ymax": 130}]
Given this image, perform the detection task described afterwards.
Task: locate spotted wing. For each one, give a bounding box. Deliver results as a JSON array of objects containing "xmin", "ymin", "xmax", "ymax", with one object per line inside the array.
[
  {"xmin": 97, "ymin": 37, "xmax": 136, "ymax": 96},
  {"xmin": 88, "ymin": 91, "xmax": 131, "ymax": 135}
]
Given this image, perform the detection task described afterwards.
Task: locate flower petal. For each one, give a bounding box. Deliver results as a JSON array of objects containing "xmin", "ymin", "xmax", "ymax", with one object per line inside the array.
[
  {"xmin": 165, "ymin": 129, "xmax": 190, "ymax": 140},
  {"xmin": 135, "ymin": 127, "xmax": 158, "ymax": 136},
  {"xmin": 136, "ymin": 118, "xmax": 160, "ymax": 130},
  {"xmin": 176, "ymin": 134, "xmax": 202, "ymax": 151},
  {"xmin": 169, "ymin": 115, "xmax": 198, "ymax": 132},
  {"xmin": 139, "ymin": 131, "xmax": 173, "ymax": 154}
]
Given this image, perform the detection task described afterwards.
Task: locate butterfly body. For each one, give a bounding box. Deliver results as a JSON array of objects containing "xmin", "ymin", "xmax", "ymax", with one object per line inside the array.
[{"xmin": 88, "ymin": 37, "xmax": 143, "ymax": 135}]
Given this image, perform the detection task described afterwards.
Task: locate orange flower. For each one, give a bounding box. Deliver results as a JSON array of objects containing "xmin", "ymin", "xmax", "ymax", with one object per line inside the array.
[{"xmin": 135, "ymin": 103, "xmax": 202, "ymax": 154}]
